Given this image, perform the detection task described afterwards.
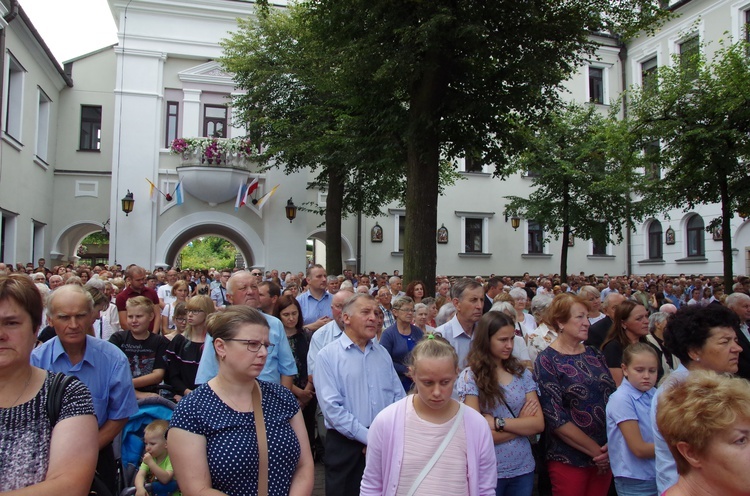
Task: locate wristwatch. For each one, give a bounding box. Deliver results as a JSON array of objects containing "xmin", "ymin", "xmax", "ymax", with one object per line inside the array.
[{"xmin": 494, "ymin": 417, "xmax": 505, "ymax": 432}]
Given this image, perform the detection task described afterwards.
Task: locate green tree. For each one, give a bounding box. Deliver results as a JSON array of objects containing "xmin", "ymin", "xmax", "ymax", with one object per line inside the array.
[
  {"xmin": 222, "ymin": 5, "xmax": 416, "ymax": 276},
  {"xmin": 503, "ymin": 104, "xmax": 655, "ymax": 277},
  {"xmin": 628, "ymin": 40, "xmax": 750, "ymax": 288},
  {"xmin": 225, "ymin": 0, "xmax": 664, "ymax": 288},
  {"xmin": 180, "ymin": 236, "xmax": 237, "ymax": 270},
  {"xmin": 294, "ymin": 0, "xmax": 664, "ymax": 291}
]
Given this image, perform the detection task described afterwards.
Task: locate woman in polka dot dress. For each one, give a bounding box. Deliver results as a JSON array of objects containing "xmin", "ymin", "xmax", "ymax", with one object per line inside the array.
[{"xmin": 168, "ymin": 307, "xmax": 314, "ymax": 496}]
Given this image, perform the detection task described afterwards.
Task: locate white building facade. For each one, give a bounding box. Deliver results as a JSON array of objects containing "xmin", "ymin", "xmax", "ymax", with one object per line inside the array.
[{"xmin": 0, "ymin": 0, "xmax": 744, "ymax": 278}]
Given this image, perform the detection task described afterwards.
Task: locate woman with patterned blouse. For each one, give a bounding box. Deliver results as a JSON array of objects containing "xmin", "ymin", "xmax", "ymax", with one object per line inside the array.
[
  {"xmin": 534, "ymin": 293, "xmax": 616, "ymax": 496},
  {"xmin": 0, "ymin": 274, "xmax": 98, "ymax": 494}
]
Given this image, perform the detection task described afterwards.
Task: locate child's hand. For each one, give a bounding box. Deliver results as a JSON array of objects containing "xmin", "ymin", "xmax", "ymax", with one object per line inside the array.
[
  {"xmin": 135, "ymin": 488, "xmax": 148, "ymax": 496},
  {"xmin": 143, "ymin": 452, "xmax": 154, "ymax": 466}
]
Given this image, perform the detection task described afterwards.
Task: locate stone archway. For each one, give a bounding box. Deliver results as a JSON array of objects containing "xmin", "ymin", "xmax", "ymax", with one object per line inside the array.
[
  {"xmin": 155, "ymin": 212, "xmax": 264, "ymax": 269},
  {"xmin": 306, "ymin": 229, "xmax": 356, "ymax": 269},
  {"xmin": 50, "ymin": 220, "xmax": 107, "ymax": 262}
]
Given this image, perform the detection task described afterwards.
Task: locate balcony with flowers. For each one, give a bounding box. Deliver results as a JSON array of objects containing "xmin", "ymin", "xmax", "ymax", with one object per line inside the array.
[{"xmin": 169, "ymin": 137, "xmax": 260, "ymax": 206}]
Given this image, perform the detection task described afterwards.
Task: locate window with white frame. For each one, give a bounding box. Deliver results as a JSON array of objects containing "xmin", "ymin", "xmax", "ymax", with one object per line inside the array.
[
  {"xmin": 527, "ymin": 221, "xmax": 544, "ymax": 254},
  {"xmin": 79, "ymin": 105, "xmax": 101, "ymax": 151},
  {"xmin": 317, "ymin": 190, "xmax": 327, "ymax": 208},
  {"xmin": 0, "ymin": 211, "xmax": 17, "ymax": 263},
  {"xmin": 686, "ymin": 215, "xmax": 705, "ymax": 257},
  {"xmin": 36, "ymin": 88, "xmax": 51, "ymax": 162},
  {"xmin": 458, "ymin": 150, "xmax": 487, "ymax": 173},
  {"xmin": 648, "ymin": 220, "xmax": 663, "ymax": 260},
  {"xmin": 588, "ymin": 66, "xmax": 605, "ymax": 104},
  {"xmin": 5, "ymin": 53, "xmax": 25, "ymax": 141},
  {"xmin": 456, "ymin": 211, "xmax": 493, "ymax": 255},
  {"xmin": 390, "ymin": 209, "xmax": 406, "ymax": 253},
  {"xmin": 203, "ymin": 105, "xmax": 227, "ymax": 138},
  {"xmin": 591, "ymin": 222, "xmax": 609, "ymax": 256},
  {"xmin": 643, "ymin": 140, "xmax": 660, "ymax": 180},
  {"xmin": 641, "ymin": 56, "xmax": 658, "ymax": 93},
  {"xmin": 165, "ymin": 101, "xmax": 179, "ymax": 148},
  {"xmin": 679, "ymin": 35, "xmax": 700, "ymax": 80}
]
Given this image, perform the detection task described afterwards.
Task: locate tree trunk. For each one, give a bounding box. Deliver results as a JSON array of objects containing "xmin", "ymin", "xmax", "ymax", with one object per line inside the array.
[
  {"xmin": 719, "ymin": 174, "xmax": 734, "ymax": 292},
  {"xmin": 403, "ymin": 54, "xmax": 449, "ymax": 296},
  {"xmin": 325, "ymin": 167, "xmax": 344, "ymax": 276},
  {"xmin": 559, "ymin": 182, "xmax": 570, "ymax": 278}
]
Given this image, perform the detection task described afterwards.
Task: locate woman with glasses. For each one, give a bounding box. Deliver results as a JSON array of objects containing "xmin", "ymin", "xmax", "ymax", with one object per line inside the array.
[
  {"xmin": 169, "ymin": 306, "xmax": 314, "ymax": 496},
  {"xmin": 166, "ymin": 295, "xmax": 215, "ymax": 401},
  {"xmin": 380, "ymin": 296, "xmax": 424, "ymax": 392}
]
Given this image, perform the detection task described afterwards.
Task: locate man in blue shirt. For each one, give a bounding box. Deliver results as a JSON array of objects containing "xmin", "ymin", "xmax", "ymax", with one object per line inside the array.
[
  {"xmin": 316, "ymin": 293, "xmax": 404, "ymax": 496},
  {"xmin": 297, "ymin": 264, "xmax": 333, "ymax": 331},
  {"xmin": 195, "ymin": 271, "xmax": 297, "ymax": 387},
  {"xmin": 32, "ymin": 285, "xmax": 138, "ymax": 493}
]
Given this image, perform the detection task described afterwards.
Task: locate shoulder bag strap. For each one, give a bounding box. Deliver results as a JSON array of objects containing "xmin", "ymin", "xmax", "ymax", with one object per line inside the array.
[
  {"xmin": 47, "ymin": 373, "xmax": 77, "ymax": 428},
  {"xmin": 406, "ymin": 403, "xmax": 465, "ymax": 496},
  {"xmin": 252, "ymin": 380, "xmax": 269, "ymax": 496}
]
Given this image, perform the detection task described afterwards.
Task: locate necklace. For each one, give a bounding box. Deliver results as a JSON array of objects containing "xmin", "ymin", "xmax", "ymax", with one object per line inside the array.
[
  {"xmin": 215, "ymin": 378, "xmax": 252, "ymax": 412},
  {"xmin": 4, "ymin": 368, "xmax": 32, "ymax": 408}
]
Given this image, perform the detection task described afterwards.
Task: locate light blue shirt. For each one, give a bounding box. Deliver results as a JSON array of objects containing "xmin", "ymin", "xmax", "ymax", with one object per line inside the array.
[
  {"xmin": 316, "ymin": 332, "xmax": 405, "ymax": 444},
  {"xmin": 651, "ymin": 364, "xmax": 689, "ymax": 493},
  {"xmin": 195, "ymin": 313, "xmax": 297, "ymax": 384},
  {"xmin": 31, "ymin": 335, "xmax": 139, "ymax": 427},
  {"xmin": 437, "ymin": 315, "xmax": 475, "ymax": 369},
  {"xmin": 307, "ymin": 319, "xmax": 344, "ymax": 376},
  {"xmin": 607, "ymin": 379, "xmax": 656, "ymax": 480},
  {"xmin": 296, "ymin": 291, "xmax": 333, "ymax": 326}
]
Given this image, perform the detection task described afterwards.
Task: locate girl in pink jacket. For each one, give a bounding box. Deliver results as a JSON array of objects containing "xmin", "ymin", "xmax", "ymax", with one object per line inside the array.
[{"xmin": 361, "ymin": 334, "xmax": 497, "ymax": 495}]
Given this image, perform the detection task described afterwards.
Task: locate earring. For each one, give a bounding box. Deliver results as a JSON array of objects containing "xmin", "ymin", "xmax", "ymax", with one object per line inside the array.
[{"xmin": 220, "ymin": 355, "xmax": 226, "ymax": 361}]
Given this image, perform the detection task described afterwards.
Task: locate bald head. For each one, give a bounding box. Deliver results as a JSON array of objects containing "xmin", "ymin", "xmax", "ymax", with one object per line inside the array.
[
  {"xmin": 332, "ymin": 289, "xmax": 354, "ymax": 328},
  {"xmin": 602, "ymin": 293, "xmax": 626, "ymax": 318},
  {"xmin": 659, "ymin": 303, "xmax": 677, "ymax": 315}
]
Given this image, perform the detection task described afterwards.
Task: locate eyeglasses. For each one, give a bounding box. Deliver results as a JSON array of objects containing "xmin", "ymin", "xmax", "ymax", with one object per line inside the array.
[
  {"xmin": 251, "ymin": 272, "xmax": 262, "ymax": 276},
  {"xmin": 187, "ymin": 309, "xmax": 205, "ymax": 314},
  {"xmin": 174, "ymin": 317, "xmax": 187, "ymax": 323},
  {"xmin": 224, "ymin": 338, "xmax": 275, "ymax": 352},
  {"xmin": 397, "ymin": 308, "xmax": 414, "ymax": 314}
]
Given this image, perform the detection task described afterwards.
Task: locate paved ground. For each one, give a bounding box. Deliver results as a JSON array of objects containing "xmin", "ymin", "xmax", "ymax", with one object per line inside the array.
[{"xmin": 312, "ymin": 461, "xmax": 325, "ymax": 496}]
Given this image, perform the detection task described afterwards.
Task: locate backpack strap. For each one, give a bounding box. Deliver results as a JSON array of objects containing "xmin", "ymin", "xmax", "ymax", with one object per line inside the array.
[{"xmin": 46, "ymin": 372, "xmax": 77, "ymax": 428}]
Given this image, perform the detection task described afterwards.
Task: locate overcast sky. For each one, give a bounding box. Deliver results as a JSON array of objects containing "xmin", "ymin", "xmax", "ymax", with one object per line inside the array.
[{"xmin": 20, "ymin": 0, "xmax": 117, "ymax": 64}]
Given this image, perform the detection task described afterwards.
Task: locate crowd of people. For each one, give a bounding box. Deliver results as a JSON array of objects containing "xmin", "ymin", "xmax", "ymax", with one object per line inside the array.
[{"xmin": 3, "ymin": 259, "xmax": 750, "ymax": 496}]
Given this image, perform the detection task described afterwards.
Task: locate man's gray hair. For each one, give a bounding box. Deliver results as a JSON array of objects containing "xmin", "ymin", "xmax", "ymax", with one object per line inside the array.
[
  {"xmin": 450, "ymin": 278, "xmax": 482, "ymax": 301},
  {"xmin": 342, "ymin": 292, "xmax": 376, "ymax": 316},
  {"xmin": 726, "ymin": 292, "xmax": 750, "ymax": 310},
  {"xmin": 389, "ymin": 275, "xmax": 401, "ymax": 285},
  {"xmin": 648, "ymin": 311, "xmax": 669, "ymax": 333},
  {"xmin": 47, "ymin": 284, "xmax": 94, "ymax": 316}
]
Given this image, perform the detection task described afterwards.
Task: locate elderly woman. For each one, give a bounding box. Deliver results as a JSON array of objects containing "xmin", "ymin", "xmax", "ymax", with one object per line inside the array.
[
  {"xmin": 601, "ymin": 301, "xmax": 651, "ymax": 386},
  {"xmin": 651, "ymin": 304, "xmax": 743, "ymax": 494},
  {"xmin": 509, "ymin": 287, "xmax": 536, "ymax": 335},
  {"xmin": 435, "ymin": 302, "xmax": 456, "ymax": 328},
  {"xmin": 579, "ymin": 285, "xmax": 606, "ymax": 325},
  {"xmin": 645, "ymin": 311, "xmax": 680, "ymax": 383},
  {"xmin": 526, "ymin": 294, "xmax": 556, "ymax": 361},
  {"xmin": 412, "ymin": 302, "xmax": 435, "ymax": 334},
  {"xmin": 657, "ymin": 371, "xmax": 750, "ymax": 496},
  {"xmin": 421, "ymin": 296, "xmax": 438, "ymax": 328},
  {"xmin": 169, "ymin": 306, "xmax": 314, "ymax": 495},
  {"xmin": 380, "ymin": 296, "xmax": 424, "ymax": 392},
  {"xmin": 0, "ymin": 274, "xmax": 98, "ymax": 494},
  {"xmin": 534, "ymin": 293, "xmax": 616, "ymax": 496}
]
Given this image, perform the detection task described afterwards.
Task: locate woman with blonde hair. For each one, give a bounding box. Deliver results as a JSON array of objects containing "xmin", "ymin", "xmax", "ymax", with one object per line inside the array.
[
  {"xmin": 166, "ymin": 295, "xmax": 214, "ymax": 401},
  {"xmin": 657, "ymin": 371, "xmax": 750, "ymax": 496},
  {"xmin": 579, "ymin": 285, "xmax": 606, "ymax": 325}
]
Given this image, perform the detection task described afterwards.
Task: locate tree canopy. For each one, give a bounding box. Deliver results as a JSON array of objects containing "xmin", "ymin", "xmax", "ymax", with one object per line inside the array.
[
  {"xmin": 627, "ymin": 40, "xmax": 750, "ymax": 288},
  {"xmin": 503, "ymin": 104, "xmax": 656, "ymax": 276},
  {"xmin": 226, "ymin": 0, "xmax": 665, "ymax": 286}
]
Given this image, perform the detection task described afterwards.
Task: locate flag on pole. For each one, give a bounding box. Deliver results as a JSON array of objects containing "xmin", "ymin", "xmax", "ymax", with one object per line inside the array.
[
  {"xmin": 174, "ymin": 182, "xmax": 184, "ymax": 205},
  {"xmin": 147, "ymin": 179, "xmax": 157, "ymax": 203},
  {"xmin": 242, "ymin": 177, "xmax": 259, "ymax": 207},
  {"xmin": 235, "ymin": 183, "xmax": 247, "ymax": 211},
  {"xmin": 256, "ymin": 184, "xmax": 279, "ymax": 211}
]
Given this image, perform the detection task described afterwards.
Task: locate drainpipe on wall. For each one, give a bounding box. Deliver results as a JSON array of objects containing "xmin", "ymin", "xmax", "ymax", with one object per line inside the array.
[{"xmin": 619, "ymin": 39, "xmax": 633, "ymax": 277}]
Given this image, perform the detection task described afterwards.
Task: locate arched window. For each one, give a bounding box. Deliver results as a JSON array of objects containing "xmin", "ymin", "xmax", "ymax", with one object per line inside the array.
[
  {"xmin": 686, "ymin": 215, "xmax": 705, "ymax": 257},
  {"xmin": 648, "ymin": 220, "xmax": 663, "ymax": 260}
]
